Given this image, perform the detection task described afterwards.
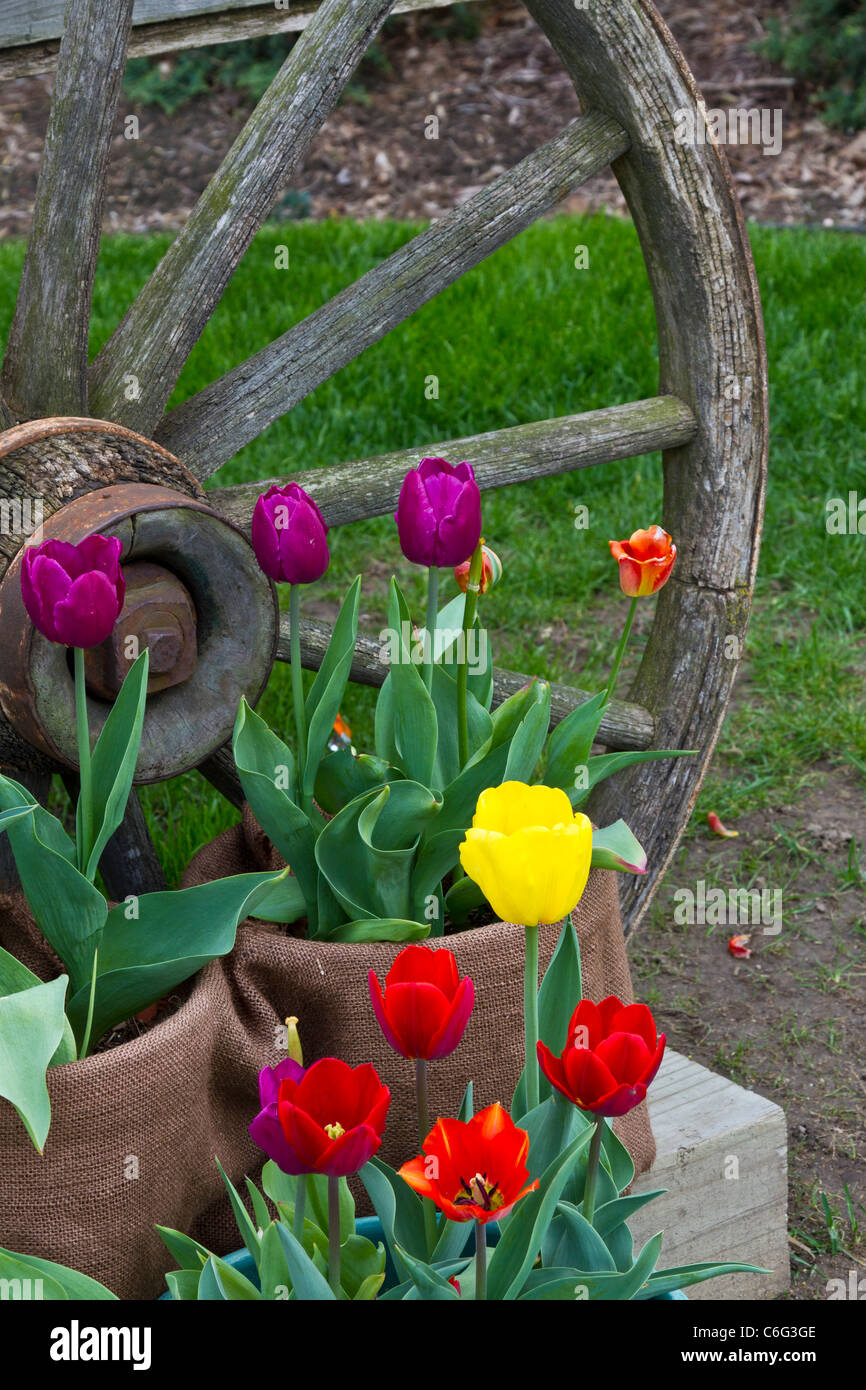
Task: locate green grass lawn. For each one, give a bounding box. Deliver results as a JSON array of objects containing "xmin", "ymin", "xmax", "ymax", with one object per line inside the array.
[{"xmin": 1, "ymin": 213, "xmax": 863, "ymax": 883}]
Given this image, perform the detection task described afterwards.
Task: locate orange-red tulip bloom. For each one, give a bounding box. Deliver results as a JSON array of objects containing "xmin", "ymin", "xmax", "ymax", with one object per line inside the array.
[
  {"xmin": 609, "ymin": 526, "xmax": 677, "ymax": 597},
  {"xmin": 399, "ymin": 1103, "xmax": 539, "ymax": 1224},
  {"xmin": 537, "ymin": 996, "xmax": 666, "ymax": 1118}
]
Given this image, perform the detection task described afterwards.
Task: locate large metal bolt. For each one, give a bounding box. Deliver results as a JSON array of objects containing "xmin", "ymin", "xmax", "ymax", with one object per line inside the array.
[{"xmin": 84, "ymin": 562, "xmax": 197, "ymax": 700}]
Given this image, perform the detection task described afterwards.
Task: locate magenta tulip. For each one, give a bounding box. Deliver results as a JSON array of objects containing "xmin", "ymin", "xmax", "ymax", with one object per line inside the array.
[
  {"xmin": 394, "ymin": 458, "xmax": 482, "ymax": 568},
  {"xmin": 252, "ymin": 483, "xmax": 329, "ymax": 585},
  {"xmin": 21, "ymin": 535, "xmax": 125, "ymax": 649}
]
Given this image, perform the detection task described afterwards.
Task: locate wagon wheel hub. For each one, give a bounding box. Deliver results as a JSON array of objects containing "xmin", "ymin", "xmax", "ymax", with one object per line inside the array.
[{"xmin": 0, "ymin": 420, "xmax": 278, "ymax": 785}]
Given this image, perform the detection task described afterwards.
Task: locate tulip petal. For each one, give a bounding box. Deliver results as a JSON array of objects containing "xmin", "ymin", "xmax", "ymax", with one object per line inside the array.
[
  {"xmin": 605, "ymin": 1002, "xmax": 658, "ymax": 1053},
  {"xmin": 258, "ymin": 1057, "xmax": 305, "ymax": 1109},
  {"xmin": 595, "ymin": 1031, "xmax": 654, "ymax": 1085},
  {"xmin": 53, "ymin": 570, "xmax": 122, "ymax": 648},
  {"xmin": 22, "ymin": 553, "xmax": 71, "ymax": 642},
  {"xmin": 387, "ymin": 943, "xmax": 459, "ymax": 997},
  {"xmin": 317, "ymin": 1123, "xmax": 382, "ymax": 1177},
  {"xmin": 426, "ymin": 975, "xmax": 475, "ymax": 1059},
  {"xmin": 563, "ymin": 1044, "xmax": 619, "ymax": 1108},
  {"xmin": 250, "ymin": 1105, "xmax": 309, "ymax": 1175}
]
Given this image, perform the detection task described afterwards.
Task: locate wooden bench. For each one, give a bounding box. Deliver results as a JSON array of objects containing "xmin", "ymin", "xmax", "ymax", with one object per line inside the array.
[{"xmin": 631, "ymin": 1050, "xmax": 789, "ymax": 1300}]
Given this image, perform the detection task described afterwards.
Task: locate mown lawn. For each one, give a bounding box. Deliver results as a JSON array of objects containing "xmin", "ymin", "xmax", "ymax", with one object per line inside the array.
[{"xmin": 0, "ymin": 214, "xmax": 863, "ymax": 882}]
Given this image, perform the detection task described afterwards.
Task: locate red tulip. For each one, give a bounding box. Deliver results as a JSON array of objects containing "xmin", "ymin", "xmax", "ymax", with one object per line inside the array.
[
  {"xmin": 609, "ymin": 526, "xmax": 676, "ymax": 598},
  {"xmin": 369, "ymin": 944, "xmax": 474, "ymax": 1061},
  {"xmin": 537, "ymin": 996, "xmax": 666, "ymax": 1118},
  {"xmin": 253, "ymin": 1057, "xmax": 390, "ymax": 1177},
  {"xmin": 399, "ymin": 1103, "xmax": 538, "ymax": 1224},
  {"xmin": 21, "ymin": 534, "xmax": 125, "ymax": 648}
]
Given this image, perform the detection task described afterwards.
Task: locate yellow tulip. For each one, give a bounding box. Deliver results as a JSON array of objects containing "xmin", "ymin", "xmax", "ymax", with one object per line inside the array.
[{"xmin": 459, "ymin": 782, "xmax": 593, "ymax": 927}]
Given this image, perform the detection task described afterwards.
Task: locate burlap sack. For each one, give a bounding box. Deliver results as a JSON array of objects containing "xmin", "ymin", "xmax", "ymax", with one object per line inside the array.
[
  {"xmin": 182, "ymin": 807, "xmax": 656, "ymax": 1183},
  {"xmin": 0, "ymin": 894, "xmax": 287, "ymax": 1300}
]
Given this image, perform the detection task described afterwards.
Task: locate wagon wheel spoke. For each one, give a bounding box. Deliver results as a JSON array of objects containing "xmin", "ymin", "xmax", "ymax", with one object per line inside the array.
[
  {"xmin": 154, "ymin": 111, "xmax": 630, "ymax": 476},
  {"xmin": 209, "ymin": 396, "xmax": 697, "ymax": 530},
  {"xmin": 281, "ymin": 611, "xmax": 655, "ymax": 752},
  {"xmin": 88, "ymin": 0, "xmax": 397, "ymax": 435},
  {"xmin": 0, "ymin": 0, "xmax": 134, "ymax": 419}
]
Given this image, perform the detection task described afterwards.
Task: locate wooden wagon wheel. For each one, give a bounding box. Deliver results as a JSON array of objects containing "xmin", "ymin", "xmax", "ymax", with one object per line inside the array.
[{"xmin": 0, "ymin": 0, "xmax": 767, "ymax": 932}]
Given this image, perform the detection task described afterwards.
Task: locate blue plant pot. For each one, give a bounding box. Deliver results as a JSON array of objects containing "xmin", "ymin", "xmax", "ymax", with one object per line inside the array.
[{"xmin": 172, "ymin": 1218, "xmax": 687, "ymax": 1299}]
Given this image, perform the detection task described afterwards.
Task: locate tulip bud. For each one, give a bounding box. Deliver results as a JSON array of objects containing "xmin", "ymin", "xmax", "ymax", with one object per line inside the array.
[
  {"xmin": 609, "ymin": 525, "xmax": 676, "ymax": 598},
  {"xmin": 21, "ymin": 534, "xmax": 125, "ymax": 649},
  {"xmin": 285, "ymin": 1016, "xmax": 303, "ymax": 1066},
  {"xmin": 251, "ymin": 483, "xmax": 329, "ymax": 585},
  {"xmin": 453, "ymin": 542, "xmax": 502, "ymax": 595},
  {"xmin": 394, "ymin": 457, "xmax": 482, "ymax": 568}
]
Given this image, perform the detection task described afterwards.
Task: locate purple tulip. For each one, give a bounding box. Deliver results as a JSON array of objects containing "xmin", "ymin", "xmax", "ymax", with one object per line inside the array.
[
  {"xmin": 21, "ymin": 535, "xmax": 125, "ymax": 649},
  {"xmin": 394, "ymin": 457, "xmax": 482, "ymax": 568},
  {"xmin": 248, "ymin": 1056, "xmax": 306, "ymax": 1174},
  {"xmin": 251, "ymin": 483, "xmax": 329, "ymax": 585}
]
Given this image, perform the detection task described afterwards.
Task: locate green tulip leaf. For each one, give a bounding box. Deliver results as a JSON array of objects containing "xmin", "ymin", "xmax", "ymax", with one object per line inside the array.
[
  {"xmin": 429, "ymin": 661, "xmax": 492, "ymax": 788},
  {"xmin": 542, "ymin": 1201, "xmax": 617, "ymax": 1272},
  {"xmin": 591, "ymin": 820, "xmax": 648, "ymax": 875},
  {"xmin": 65, "ymin": 871, "xmax": 285, "ymax": 1046},
  {"xmin": 199, "ymin": 1254, "xmax": 261, "ymax": 1301},
  {"xmin": 393, "ymin": 1242, "xmax": 462, "ymax": 1300},
  {"xmin": 275, "ymin": 1224, "xmax": 337, "ymax": 1301},
  {"xmin": 165, "ymin": 1269, "xmax": 203, "ymax": 1301},
  {"xmin": 244, "ymin": 867, "xmax": 307, "ymax": 925},
  {"xmin": 232, "ymin": 699, "xmax": 318, "ymax": 927},
  {"xmin": 303, "ymin": 577, "xmax": 362, "ymax": 801},
  {"xmin": 83, "ymin": 648, "xmax": 150, "ymax": 881},
  {"xmin": 0, "ymin": 1247, "xmax": 117, "ymax": 1300},
  {"xmin": 486, "ymin": 1124, "xmax": 594, "ymax": 1301},
  {"xmin": 434, "ymin": 594, "xmax": 494, "ymax": 711},
  {"xmin": 573, "ymin": 749, "xmax": 695, "ymax": 809},
  {"xmin": 385, "ymin": 579, "xmax": 438, "ymax": 788},
  {"xmin": 314, "ymin": 747, "xmax": 391, "ymax": 815},
  {"xmin": 502, "ymin": 680, "xmax": 551, "ymax": 783},
  {"xmin": 542, "ymin": 691, "xmax": 607, "ymax": 795},
  {"xmin": 216, "ymin": 1157, "xmax": 262, "ymax": 1270},
  {"xmin": 323, "ymin": 917, "xmax": 430, "ymax": 944},
  {"xmin": 513, "ymin": 916, "xmax": 583, "ymax": 1119},
  {"xmin": 443, "ymin": 873, "xmax": 486, "ymax": 927},
  {"xmin": 359, "ymin": 1156, "xmax": 428, "ymax": 1281},
  {"xmin": 316, "ymin": 780, "xmax": 441, "ymax": 923},
  {"xmin": 0, "ymin": 943, "xmax": 76, "ymax": 1066},
  {"xmin": 635, "ymin": 1259, "xmax": 768, "ymax": 1298},
  {"xmin": 259, "ymin": 1221, "xmax": 292, "ymax": 1300},
  {"xmin": 155, "ymin": 1226, "xmax": 211, "ymax": 1272},
  {"xmin": 0, "ymin": 775, "xmax": 106, "ymax": 992},
  {"xmin": 0, "ymin": 974, "xmax": 71, "ymax": 1152}
]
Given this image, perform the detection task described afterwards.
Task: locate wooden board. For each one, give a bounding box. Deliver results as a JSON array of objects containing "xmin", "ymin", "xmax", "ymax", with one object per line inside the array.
[
  {"xmin": 0, "ymin": 0, "xmax": 481, "ymax": 78},
  {"xmin": 630, "ymin": 1049, "xmax": 789, "ymax": 1300}
]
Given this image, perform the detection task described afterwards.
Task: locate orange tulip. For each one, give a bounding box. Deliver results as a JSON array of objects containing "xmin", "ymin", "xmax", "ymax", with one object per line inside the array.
[{"xmin": 609, "ymin": 526, "xmax": 677, "ymax": 597}]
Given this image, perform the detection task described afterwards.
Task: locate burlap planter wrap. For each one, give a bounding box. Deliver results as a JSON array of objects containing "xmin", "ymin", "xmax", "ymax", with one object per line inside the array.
[
  {"xmin": 181, "ymin": 807, "xmax": 656, "ymax": 1186},
  {"xmin": 0, "ymin": 894, "xmax": 284, "ymax": 1301}
]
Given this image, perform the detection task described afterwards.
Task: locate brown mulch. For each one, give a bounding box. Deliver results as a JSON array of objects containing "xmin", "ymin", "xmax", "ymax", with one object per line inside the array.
[{"xmin": 0, "ymin": 0, "xmax": 863, "ymax": 242}]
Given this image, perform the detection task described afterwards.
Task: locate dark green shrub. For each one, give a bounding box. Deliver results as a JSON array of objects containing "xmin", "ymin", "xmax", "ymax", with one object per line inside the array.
[{"xmin": 758, "ymin": 0, "xmax": 866, "ymax": 129}]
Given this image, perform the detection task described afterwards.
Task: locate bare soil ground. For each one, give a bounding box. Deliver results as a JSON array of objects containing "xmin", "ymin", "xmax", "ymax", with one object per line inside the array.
[{"xmin": 0, "ymin": 0, "xmax": 864, "ymax": 239}]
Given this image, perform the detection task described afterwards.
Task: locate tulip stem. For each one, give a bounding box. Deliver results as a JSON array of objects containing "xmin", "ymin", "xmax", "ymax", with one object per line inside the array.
[
  {"xmin": 457, "ymin": 542, "xmax": 484, "ymax": 770},
  {"xmin": 423, "ymin": 566, "xmax": 439, "ymax": 692},
  {"xmin": 288, "ymin": 585, "xmax": 309, "ymax": 813},
  {"xmin": 79, "ymin": 947, "xmax": 99, "ymax": 1060},
  {"xmin": 416, "ymin": 1059, "xmax": 439, "ymax": 1255},
  {"xmin": 474, "ymin": 1222, "xmax": 487, "ymax": 1300},
  {"xmin": 524, "ymin": 924, "xmax": 540, "ymax": 1112},
  {"xmin": 603, "ymin": 596, "xmax": 638, "ymax": 706},
  {"xmin": 582, "ymin": 1117, "xmax": 605, "ymax": 1228},
  {"xmin": 328, "ymin": 1175, "xmax": 341, "ymax": 1296},
  {"xmin": 73, "ymin": 645, "xmax": 94, "ymax": 875},
  {"xmin": 293, "ymin": 1175, "xmax": 306, "ymax": 1241}
]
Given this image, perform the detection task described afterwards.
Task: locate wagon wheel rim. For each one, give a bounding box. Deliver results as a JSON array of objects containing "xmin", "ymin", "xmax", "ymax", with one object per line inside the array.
[{"xmin": 0, "ymin": 0, "xmax": 767, "ymax": 932}]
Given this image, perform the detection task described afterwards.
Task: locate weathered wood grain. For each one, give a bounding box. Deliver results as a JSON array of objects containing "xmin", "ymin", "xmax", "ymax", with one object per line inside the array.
[
  {"xmin": 209, "ymin": 397, "xmax": 696, "ymax": 532},
  {"xmin": 0, "ymin": 0, "xmax": 134, "ymax": 418},
  {"xmin": 518, "ymin": 0, "xmax": 768, "ymax": 935},
  {"xmin": 155, "ymin": 111, "xmax": 631, "ymax": 475},
  {"xmin": 280, "ymin": 613, "xmax": 656, "ymax": 751},
  {"xmin": 0, "ymin": 0, "xmax": 479, "ymax": 78},
  {"xmin": 88, "ymin": 0, "xmax": 397, "ymax": 433},
  {"xmin": 630, "ymin": 1050, "xmax": 788, "ymax": 1299}
]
